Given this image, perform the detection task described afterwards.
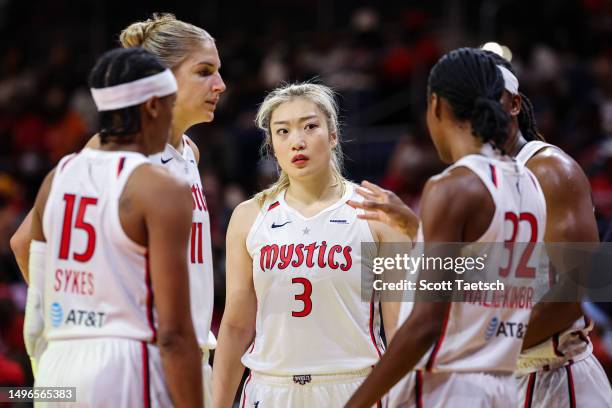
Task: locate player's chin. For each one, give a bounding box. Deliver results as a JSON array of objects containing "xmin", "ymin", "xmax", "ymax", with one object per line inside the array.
[{"xmin": 197, "ymin": 110, "xmax": 214, "ymax": 123}]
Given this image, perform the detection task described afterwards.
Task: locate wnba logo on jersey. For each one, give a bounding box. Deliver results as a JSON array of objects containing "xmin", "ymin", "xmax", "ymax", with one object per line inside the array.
[
  {"xmin": 191, "ymin": 183, "xmax": 208, "ymax": 212},
  {"xmin": 259, "ymin": 241, "xmax": 352, "ymax": 272}
]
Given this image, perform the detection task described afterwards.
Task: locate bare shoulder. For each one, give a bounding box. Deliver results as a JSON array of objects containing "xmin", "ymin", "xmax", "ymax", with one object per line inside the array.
[
  {"xmin": 423, "ymin": 166, "xmax": 489, "ymax": 208},
  {"xmin": 34, "ymin": 167, "xmax": 57, "ymax": 211},
  {"xmin": 84, "ymin": 134, "xmax": 101, "ymax": 149},
  {"xmin": 228, "ymin": 198, "xmax": 262, "ymax": 236},
  {"xmin": 526, "ymin": 146, "xmax": 591, "ymax": 196},
  {"xmin": 128, "ymin": 163, "xmax": 192, "ymax": 214},
  {"xmin": 184, "ymin": 135, "xmax": 200, "ymax": 164}
]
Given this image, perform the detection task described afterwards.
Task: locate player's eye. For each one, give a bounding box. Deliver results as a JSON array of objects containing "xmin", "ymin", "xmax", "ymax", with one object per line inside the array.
[
  {"xmin": 305, "ymin": 123, "xmax": 319, "ymax": 130},
  {"xmin": 199, "ymin": 69, "xmax": 214, "ymax": 77},
  {"xmin": 275, "ymin": 128, "xmax": 288, "ymax": 136}
]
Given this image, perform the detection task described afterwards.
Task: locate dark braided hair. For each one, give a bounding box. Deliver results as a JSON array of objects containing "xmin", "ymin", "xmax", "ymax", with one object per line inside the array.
[
  {"xmin": 428, "ymin": 47, "xmax": 510, "ymax": 152},
  {"xmin": 483, "ymin": 50, "xmax": 545, "ymax": 142},
  {"xmin": 88, "ymin": 47, "xmax": 166, "ymax": 144}
]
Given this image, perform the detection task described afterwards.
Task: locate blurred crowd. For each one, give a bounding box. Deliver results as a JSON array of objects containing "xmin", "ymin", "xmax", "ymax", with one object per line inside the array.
[{"xmin": 0, "ymin": 0, "xmax": 611, "ymax": 386}]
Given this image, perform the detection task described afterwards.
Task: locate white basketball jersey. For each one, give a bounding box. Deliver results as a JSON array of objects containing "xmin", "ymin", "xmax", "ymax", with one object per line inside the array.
[
  {"xmin": 411, "ymin": 154, "xmax": 547, "ymax": 373},
  {"xmin": 42, "ymin": 148, "xmax": 154, "ymax": 341},
  {"xmin": 149, "ymin": 137, "xmax": 214, "ymax": 348},
  {"xmin": 242, "ymin": 183, "xmax": 384, "ymax": 375},
  {"xmin": 515, "ymin": 140, "xmax": 593, "ymax": 374}
]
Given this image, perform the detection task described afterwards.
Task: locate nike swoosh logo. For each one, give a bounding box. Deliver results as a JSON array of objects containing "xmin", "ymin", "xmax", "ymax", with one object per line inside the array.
[
  {"xmin": 161, "ymin": 157, "xmax": 173, "ymax": 164},
  {"xmin": 271, "ymin": 221, "xmax": 292, "ymax": 228}
]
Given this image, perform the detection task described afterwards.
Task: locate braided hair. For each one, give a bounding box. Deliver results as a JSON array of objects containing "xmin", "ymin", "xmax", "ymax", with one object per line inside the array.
[
  {"xmin": 428, "ymin": 47, "xmax": 510, "ymax": 153},
  {"xmin": 88, "ymin": 48, "xmax": 166, "ymax": 144},
  {"xmin": 483, "ymin": 50, "xmax": 545, "ymax": 142}
]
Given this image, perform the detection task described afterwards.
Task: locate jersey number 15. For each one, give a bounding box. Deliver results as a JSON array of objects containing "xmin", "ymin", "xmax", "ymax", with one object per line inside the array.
[{"xmin": 59, "ymin": 194, "xmax": 98, "ymax": 262}]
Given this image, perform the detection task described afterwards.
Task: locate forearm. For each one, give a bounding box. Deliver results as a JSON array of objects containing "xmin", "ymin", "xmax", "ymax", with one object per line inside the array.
[
  {"xmin": 346, "ymin": 317, "xmax": 438, "ymax": 408},
  {"xmin": 522, "ymin": 301, "xmax": 583, "ymax": 350},
  {"xmin": 213, "ymin": 323, "xmax": 254, "ymax": 408},
  {"xmin": 10, "ymin": 210, "xmax": 34, "ymax": 282},
  {"xmin": 159, "ymin": 332, "xmax": 203, "ymax": 408}
]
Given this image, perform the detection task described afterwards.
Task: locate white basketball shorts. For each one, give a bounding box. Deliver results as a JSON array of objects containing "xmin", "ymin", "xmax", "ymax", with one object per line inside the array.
[
  {"xmin": 517, "ymin": 354, "xmax": 612, "ymax": 407},
  {"xmin": 239, "ymin": 368, "xmax": 384, "ymax": 408},
  {"xmin": 389, "ymin": 370, "xmax": 517, "ymax": 408},
  {"xmin": 35, "ymin": 338, "xmax": 171, "ymax": 407}
]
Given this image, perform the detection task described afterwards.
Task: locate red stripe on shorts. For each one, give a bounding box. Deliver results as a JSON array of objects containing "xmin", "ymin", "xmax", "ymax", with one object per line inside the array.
[
  {"xmin": 141, "ymin": 342, "xmax": 150, "ymax": 408},
  {"xmin": 416, "ymin": 370, "xmax": 424, "ymax": 408},
  {"xmin": 241, "ymin": 371, "xmax": 252, "ymax": 408},
  {"xmin": 566, "ymin": 364, "xmax": 576, "ymax": 408},
  {"xmin": 524, "ymin": 372, "xmax": 536, "ymax": 408}
]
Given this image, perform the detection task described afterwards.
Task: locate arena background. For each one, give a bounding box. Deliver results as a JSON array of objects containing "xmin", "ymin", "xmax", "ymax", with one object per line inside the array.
[{"xmin": 0, "ymin": 0, "xmax": 610, "ymax": 388}]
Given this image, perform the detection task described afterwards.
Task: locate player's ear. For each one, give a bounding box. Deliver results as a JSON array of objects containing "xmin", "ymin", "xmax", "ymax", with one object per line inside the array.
[
  {"xmin": 510, "ymin": 93, "xmax": 521, "ymax": 116},
  {"xmin": 329, "ymin": 131, "xmax": 338, "ymax": 149},
  {"xmin": 431, "ymin": 92, "xmax": 441, "ymax": 120},
  {"xmin": 143, "ymin": 96, "xmax": 160, "ymax": 119}
]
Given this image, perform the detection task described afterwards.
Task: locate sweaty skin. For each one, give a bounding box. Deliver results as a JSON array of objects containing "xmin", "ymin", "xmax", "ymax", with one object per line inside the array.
[{"xmin": 520, "ymin": 146, "xmax": 599, "ymax": 349}]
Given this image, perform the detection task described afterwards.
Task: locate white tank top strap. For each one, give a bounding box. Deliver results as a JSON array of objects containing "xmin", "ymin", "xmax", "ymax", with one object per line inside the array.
[
  {"xmin": 43, "ymin": 153, "xmax": 78, "ymax": 240},
  {"xmin": 445, "ymin": 155, "xmax": 501, "ymax": 205},
  {"xmin": 515, "ymin": 140, "xmax": 554, "ymax": 165},
  {"xmin": 107, "ymin": 153, "xmax": 150, "ymax": 255},
  {"xmin": 246, "ymin": 194, "xmax": 282, "ymax": 253}
]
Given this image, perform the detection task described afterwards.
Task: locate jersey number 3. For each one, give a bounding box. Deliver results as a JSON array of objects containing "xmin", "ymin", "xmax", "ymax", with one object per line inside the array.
[
  {"xmin": 292, "ymin": 277, "xmax": 312, "ymax": 317},
  {"xmin": 59, "ymin": 194, "xmax": 98, "ymax": 262}
]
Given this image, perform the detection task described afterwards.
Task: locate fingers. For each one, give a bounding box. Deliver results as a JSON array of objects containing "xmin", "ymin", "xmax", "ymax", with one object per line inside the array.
[
  {"xmin": 356, "ymin": 212, "xmax": 383, "ymax": 222},
  {"xmin": 355, "ymin": 186, "xmax": 379, "ymax": 201},
  {"xmin": 348, "ymin": 199, "xmax": 386, "ymax": 211},
  {"xmin": 361, "ymin": 180, "xmax": 385, "ymax": 195},
  {"xmin": 347, "ymin": 199, "xmax": 366, "ymax": 210}
]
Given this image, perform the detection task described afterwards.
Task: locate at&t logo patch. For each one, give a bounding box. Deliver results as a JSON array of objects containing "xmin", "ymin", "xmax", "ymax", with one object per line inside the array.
[{"xmin": 50, "ymin": 302, "xmax": 64, "ymax": 327}]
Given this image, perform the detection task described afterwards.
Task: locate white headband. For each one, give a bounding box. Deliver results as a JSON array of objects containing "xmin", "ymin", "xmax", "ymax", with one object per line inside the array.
[
  {"xmin": 90, "ymin": 69, "xmax": 177, "ymax": 111},
  {"xmin": 497, "ymin": 65, "xmax": 519, "ymax": 95}
]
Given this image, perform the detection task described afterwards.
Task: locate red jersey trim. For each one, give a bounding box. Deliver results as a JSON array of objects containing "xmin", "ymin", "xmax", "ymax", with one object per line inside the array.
[
  {"xmin": 369, "ymin": 291, "xmax": 383, "ymax": 358},
  {"xmin": 144, "ymin": 254, "xmax": 157, "ymax": 342},
  {"xmin": 489, "ymin": 164, "xmax": 498, "ymax": 187},
  {"xmin": 267, "ymin": 201, "xmax": 280, "ymax": 211},
  {"xmin": 60, "ymin": 153, "xmax": 78, "ymax": 172},
  {"xmin": 425, "ymin": 303, "xmax": 451, "ymax": 371},
  {"xmin": 117, "ymin": 157, "xmax": 126, "ymax": 177}
]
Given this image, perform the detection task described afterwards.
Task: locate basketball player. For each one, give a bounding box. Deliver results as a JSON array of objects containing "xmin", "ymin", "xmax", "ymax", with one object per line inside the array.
[
  {"xmin": 346, "ymin": 48, "xmax": 547, "ymax": 407},
  {"xmin": 31, "ymin": 48, "xmax": 202, "ymax": 407},
  {"xmin": 490, "ymin": 52, "xmax": 611, "ymax": 408},
  {"xmin": 354, "ymin": 51, "xmax": 612, "ymax": 407},
  {"xmin": 212, "ymin": 83, "xmax": 410, "ymax": 407},
  {"xmin": 12, "ymin": 14, "xmax": 224, "ymax": 405}
]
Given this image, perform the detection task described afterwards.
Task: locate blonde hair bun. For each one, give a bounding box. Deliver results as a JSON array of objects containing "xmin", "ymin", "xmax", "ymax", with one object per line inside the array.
[
  {"xmin": 119, "ymin": 13, "xmax": 212, "ymax": 68},
  {"xmin": 119, "ymin": 13, "xmax": 176, "ymax": 48}
]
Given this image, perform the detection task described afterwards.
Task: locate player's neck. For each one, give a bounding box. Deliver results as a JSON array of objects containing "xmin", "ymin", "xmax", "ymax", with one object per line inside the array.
[
  {"xmin": 448, "ymin": 127, "xmax": 483, "ymax": 162},
  {"xmin": 506, "ymin": 130, "xmax": 529, "ymax": 157},
  {"xmin": 286, "ymin": 169, "xmax": 341, "ymax": 207},
  {"xmin": 169, "ymin": 121, "xmax": 187, "ymax": 153}
]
